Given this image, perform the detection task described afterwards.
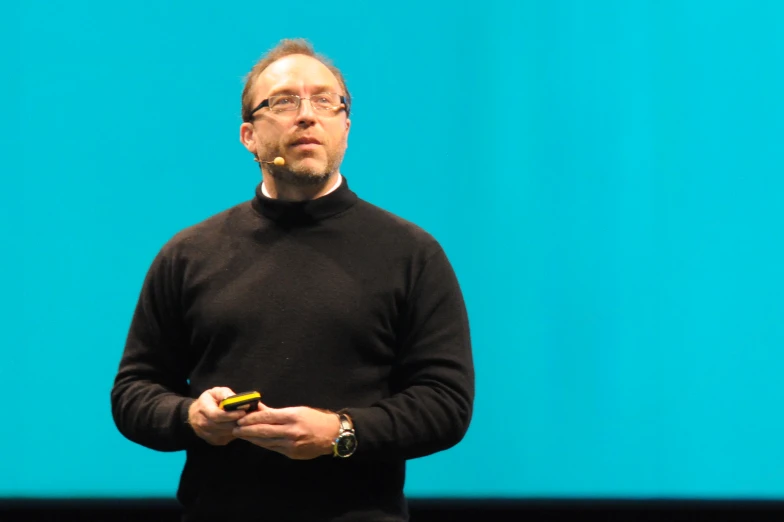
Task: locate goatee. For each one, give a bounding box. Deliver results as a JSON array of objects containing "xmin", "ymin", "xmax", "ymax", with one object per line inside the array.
[{"xmin": 267, "ymin": 164, "xmax": 331, "ymax": 187}]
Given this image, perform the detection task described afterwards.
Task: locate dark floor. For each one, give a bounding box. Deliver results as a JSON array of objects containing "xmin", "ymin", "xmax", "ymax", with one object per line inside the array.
[{"xmin": 2, "ymin": 499, "xmax": 784, "ymax": 522}]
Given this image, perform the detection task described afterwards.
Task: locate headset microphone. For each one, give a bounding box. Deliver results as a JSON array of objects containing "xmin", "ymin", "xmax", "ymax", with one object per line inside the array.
[{"xmin": 255, "ymin": 156, "xmax": 286, "ymax": 166}]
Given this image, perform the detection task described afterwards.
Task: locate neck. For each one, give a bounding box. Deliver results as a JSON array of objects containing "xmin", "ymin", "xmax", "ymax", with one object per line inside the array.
[{"xmin": 262, "ymin": 172, "xmax": 341, "ymax": 202}]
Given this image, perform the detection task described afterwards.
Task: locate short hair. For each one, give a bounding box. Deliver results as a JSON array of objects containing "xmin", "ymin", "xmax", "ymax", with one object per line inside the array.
[{"xmin": 241, "ymin": 38, "xmax": 351, "ymax": 123}]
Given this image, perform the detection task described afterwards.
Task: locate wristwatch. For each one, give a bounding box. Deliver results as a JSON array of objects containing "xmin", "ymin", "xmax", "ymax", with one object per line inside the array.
[{"xmin": 332, "ymin": 413, "xmax": 357, "ymax": 458}]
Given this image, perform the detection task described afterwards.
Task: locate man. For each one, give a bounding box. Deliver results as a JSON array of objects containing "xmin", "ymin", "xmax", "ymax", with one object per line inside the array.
[{"xmin": 111, "ymin": 39, "xmax": 474, "ymax": 522}]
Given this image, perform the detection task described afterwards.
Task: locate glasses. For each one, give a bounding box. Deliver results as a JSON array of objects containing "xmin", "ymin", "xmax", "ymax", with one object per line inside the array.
[{"xmin": 250, "ymin": 93, "xmax": 347, "ymax": 117}]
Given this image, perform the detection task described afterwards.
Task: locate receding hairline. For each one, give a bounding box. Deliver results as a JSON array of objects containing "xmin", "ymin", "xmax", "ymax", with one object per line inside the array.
[
  {"xmin": 246, "ymin": 53, "xmax": 347, "ymax": 104},
  {"xmin": 241, "ymin": 40, "xmax": 352, "ymax": 122}
]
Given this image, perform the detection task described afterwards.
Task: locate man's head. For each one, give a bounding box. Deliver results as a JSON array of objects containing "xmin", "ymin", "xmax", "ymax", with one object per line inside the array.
[{"xmin": 240, "ymin": 39, "xmax": 351, "ymax": 187}]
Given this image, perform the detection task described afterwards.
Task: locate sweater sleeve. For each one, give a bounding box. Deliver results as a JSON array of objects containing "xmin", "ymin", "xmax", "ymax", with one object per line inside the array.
[
  {"xmin": 110, "ymin": 247, "xmax": 203, "ymax": 452},
  {"xmin": 344, "ymin": 244, "xmax": 475, "ymax": 460}
]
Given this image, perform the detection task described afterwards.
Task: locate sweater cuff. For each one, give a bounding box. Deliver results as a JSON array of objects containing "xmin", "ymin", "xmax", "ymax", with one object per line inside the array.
[
  {"xmin": 175, "ymin": 397, "xmax": 203, "ymax": 449},
  {"xmin": 340, "ymin": 406, "xmax": 392, "ymax": 457}
]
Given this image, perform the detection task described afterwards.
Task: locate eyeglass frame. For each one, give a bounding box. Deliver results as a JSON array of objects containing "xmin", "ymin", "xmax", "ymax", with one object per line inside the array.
[{"xmin": 250, "ymin": 93, "xmax": 349, "ymax": 118}]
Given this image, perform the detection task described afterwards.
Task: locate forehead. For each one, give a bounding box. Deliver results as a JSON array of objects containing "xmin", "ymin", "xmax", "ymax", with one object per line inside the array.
[{"xmin": 255, "ymin": 54, "xmax": 341, "ymax": 98}]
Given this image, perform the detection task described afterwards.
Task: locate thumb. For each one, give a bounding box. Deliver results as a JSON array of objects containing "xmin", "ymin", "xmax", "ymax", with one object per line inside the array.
[{"xmin": 208, "ymin": 387, "xmax": 237, "ymax": 402}]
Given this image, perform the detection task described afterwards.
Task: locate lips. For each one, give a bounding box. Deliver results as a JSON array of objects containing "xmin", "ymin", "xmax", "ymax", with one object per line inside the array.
[{"xmin": 291, "ymin": 137, "xmax": 321, "ymax": 146}]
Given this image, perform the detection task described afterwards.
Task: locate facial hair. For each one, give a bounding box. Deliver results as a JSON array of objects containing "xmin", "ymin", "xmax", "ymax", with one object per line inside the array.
[
  {"xmin": 266, "ymin": 160, "xmax": 332, "ymax": 187},
  {"xmin": 263, "ymin": 139, "xmax": 346, "ymax": 187}
]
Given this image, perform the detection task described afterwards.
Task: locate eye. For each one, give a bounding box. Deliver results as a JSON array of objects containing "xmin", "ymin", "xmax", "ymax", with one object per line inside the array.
[
  {"xmin": 270, "ymin": 95, "xmax": 296, "ymax": 109},
  {"xmin": 312, "ymin": 94, "xmax": 339, "ymax": 108}
]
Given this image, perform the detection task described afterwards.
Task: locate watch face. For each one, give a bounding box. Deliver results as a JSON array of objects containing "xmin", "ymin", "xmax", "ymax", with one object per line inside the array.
[{"xmin": 337, "ymin": 433, "xmax": 357, "ymax": 456}]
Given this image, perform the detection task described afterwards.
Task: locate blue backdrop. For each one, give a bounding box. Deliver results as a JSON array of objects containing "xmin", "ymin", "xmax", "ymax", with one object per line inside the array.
[{"xmin": 4, "ymin": 0, "xmax": 784, "ymax": 499}]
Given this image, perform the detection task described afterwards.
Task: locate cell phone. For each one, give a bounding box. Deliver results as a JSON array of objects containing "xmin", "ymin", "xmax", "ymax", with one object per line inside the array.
[{"xmin": 219, "ymin": 391, "xmax": 262, "ymax": 412}]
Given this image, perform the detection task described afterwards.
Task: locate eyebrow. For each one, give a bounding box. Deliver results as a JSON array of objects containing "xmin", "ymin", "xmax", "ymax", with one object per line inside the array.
[{"xmin": 267, "ymin": 86, "xmax": 340, "ymax": 97}]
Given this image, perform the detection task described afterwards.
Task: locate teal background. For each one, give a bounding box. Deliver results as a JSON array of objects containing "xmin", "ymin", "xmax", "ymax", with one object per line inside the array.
[{"xmin": 4, "ymin": 0, "xmax": 784, "ymax": 499}]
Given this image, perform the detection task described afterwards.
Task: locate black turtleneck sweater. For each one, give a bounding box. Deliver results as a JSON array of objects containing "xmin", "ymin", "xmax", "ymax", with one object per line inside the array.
[{"xmin": 111, "ymin": 177, "xmax": 474, "ymax": 522}]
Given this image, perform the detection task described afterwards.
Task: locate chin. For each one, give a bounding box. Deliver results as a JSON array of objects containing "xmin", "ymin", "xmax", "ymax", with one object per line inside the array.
[
  {"xmin": 292, "ymin": 160, "xmax": 330, "ymax": 177},
  {"xmin": 271, "ymin": 161, "xmax": 331, "ymax": 187}
]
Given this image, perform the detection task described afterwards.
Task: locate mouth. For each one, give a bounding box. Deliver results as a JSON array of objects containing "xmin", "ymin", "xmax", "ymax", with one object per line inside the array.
[{"xmin": 290, "ymin": 137, "xmax": 322, "ymax": 147}]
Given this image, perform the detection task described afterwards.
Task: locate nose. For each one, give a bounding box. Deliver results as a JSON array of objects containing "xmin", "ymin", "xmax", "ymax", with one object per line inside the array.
[{"xmin": 296, "ymin": 98, "xmax": 317, "ymax": 127}]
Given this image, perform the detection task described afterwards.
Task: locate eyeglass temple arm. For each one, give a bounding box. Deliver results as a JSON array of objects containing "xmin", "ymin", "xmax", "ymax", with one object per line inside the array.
[{"xmin": 250, "ymin": 99, "xmax": 270, "ymax": 116}]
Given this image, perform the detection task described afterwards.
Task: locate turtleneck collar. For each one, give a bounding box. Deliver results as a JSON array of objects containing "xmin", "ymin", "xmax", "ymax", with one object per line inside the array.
[{"xmin": 251, "ymin": 175, "xmax": 358, "ymax": 224}]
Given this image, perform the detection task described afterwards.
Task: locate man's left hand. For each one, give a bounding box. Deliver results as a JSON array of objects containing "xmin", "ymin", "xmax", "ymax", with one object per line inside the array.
[{"xmin": 233, "ymin": 402, "xmax": 340, "ymax": 460}]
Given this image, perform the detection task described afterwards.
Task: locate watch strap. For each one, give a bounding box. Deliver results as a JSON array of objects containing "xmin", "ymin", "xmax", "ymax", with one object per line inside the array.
[{"xmin": 332, "ymin": 412, "xmax": 357, "ymax": 458}]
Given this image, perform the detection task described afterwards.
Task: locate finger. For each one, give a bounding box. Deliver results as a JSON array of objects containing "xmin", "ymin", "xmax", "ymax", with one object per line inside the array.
[
  {"xmin": 236, "ymin": 404, "xmax": 296, "ymax": 427},
  {"xmin": 201, "ymin": 401, "xmax": 248, "ymax": 422},
  {"xmin": 204, "ymin": 407, "xmax": 247, "ymax": 423},
  {"xmin": 206, "ymin": 387, "xmax": 237, "ymax": 402},
  {"xmin": 233, "ymin": 423, "xmax": 291, "ymax": 440},
  {"xmin": 201, "ymin": 395, "xmax": 247, "ymax": 423},
  {"xmin": 199, "ymin": 417, "xmax": 244, "ymax": 431},
  {"xmin": 200, "ymin": 387, "xmax": 237, "ymax": 415}
]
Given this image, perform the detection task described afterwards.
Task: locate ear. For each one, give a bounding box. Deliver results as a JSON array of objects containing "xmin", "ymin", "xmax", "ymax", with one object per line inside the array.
[
  {"xmin": 239, "ymin": 122, "xmax": 257, "ymax": 156},
  {"xmin": 341, "ymin": 118, "xmax": 351, "ymax": 151}
]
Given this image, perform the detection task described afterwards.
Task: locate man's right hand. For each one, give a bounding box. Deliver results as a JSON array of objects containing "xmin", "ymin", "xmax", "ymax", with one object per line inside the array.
[{"xmin": 188, "ymin": 387, "xmax": 248, "ymax": 446}]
